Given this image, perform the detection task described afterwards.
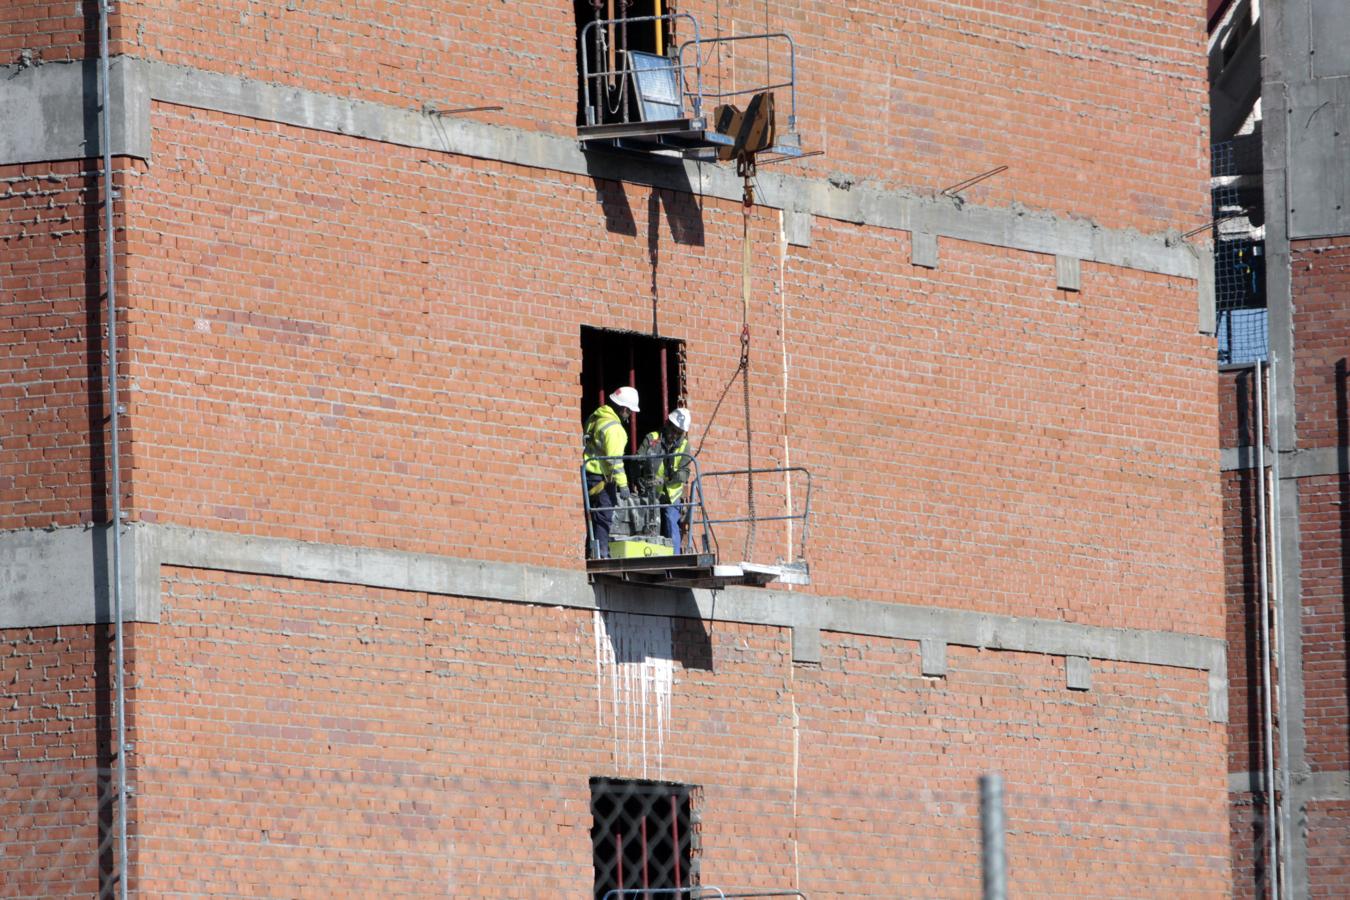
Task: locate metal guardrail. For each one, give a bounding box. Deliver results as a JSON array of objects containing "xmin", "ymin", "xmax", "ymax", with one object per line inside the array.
[
  {"xmin": 582, "ymin": 456, "xmax": 811, "ymax": 568},
  {"xmin": 581, "ymin": 14, "xmax": 703, "ymax": 127},
  {"xmin": 581, "ymin": 453, "xmax": 718, "ymax": 559},
  {"xmin": 697, "ymin": 466, "xmax": 811, "ymax": 564},
  {"xmin": 676, "ymin": 32, "xmax": 798, "ymax": 133},
  {"xmin": 580, "ymin": 13, "xmax": 798, "ymax": 137},
  {"xmin": 603, "ymin": 890, "xmax": 808, "ymax": 900}
]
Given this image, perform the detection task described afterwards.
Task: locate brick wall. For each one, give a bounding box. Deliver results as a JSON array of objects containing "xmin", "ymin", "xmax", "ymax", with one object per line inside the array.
[
  {"xmin": 121, "ymin": 102, "xmax": 1220, "ymax": 634},
  {"xmin": 0, "ymin": 3, "xmax": 93, "ymax": 64},
  {"xmin": 1296, "ymin": 476, "xmax": 1350, "ymax": 775},
  {"xmin": 1229, "ymin": 798, "xmax": 1267, "ymax": 900},
  {"xmin": 4, "ymin": 0, "xmax": 1224, "ymax": 894},
  {"xmin": 1292, "ymin": 237, "xmax": 1350, "ymax": 447},
  {"xmin": 126, "ymin": 567, "xmax": 1226, "ymax": 896},
  {"xmin": 0, "ymin": 160, "xmax": 130, "ymax": 532},
  {"xmin": 0, "ymin": 625, "xmax": 125, "ymax": 898},
  {"xmin": 1290, "ymin": 235, "xmax": 1350, "ymax": 894},
  {"xmin": 104, "ymin": 0, "xmax": 1207, "ymax": 234},
  {"xmin": 1307, "ymin": 800, "xmax": 1350, "ymax": 898}
]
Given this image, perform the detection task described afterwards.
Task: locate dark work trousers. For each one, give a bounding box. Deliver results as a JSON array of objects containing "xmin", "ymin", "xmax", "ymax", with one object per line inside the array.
[
  {"xmin": 585, "ymin": 472, "xmax": 615, "ymax": 558},
  {"xmin": 661, "ymin": 502, "xmax": 683, "ymax": 554}
]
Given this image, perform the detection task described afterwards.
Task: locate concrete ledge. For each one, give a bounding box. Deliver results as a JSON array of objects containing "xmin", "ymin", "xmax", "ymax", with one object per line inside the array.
[
  {"xmin": 0, "ymin": 58, "xmax": 150, "ymax": 164},
  {"xmin": 1055, "ymin": 255, "xmax": 1081, "ymax": 292},
  {"xmin": 1220, "ymin": 445, "xmax": 1350, "ymax": 478},
  {"xmin": 1219, "ymin": 445, "xmax": 1260, "ymax": 472},
  {"xmin": 920, "ymin": 638, "xmax": 948, "ymax": 677},
  {"xmin": 911, "ymin": 231, "xmax": 939, "ymax": 269},
  {"xmin": 0, "ymin": 57, "xmax": 1202, "ymax": 283},
  {"xmin": 1066, "ymin": 655, "xmax": 1092, "ymax": 691},
  {"xmin": 0, "ymin": 525, "xmax": 158, "ymax": 628},
  {"xmin": 1230, "ymin": 769, "xmax": 1350, "ymax": 802},
  {"xmin": 1, "ymin": 524, "xmax": 1228, "ymax": 719}
]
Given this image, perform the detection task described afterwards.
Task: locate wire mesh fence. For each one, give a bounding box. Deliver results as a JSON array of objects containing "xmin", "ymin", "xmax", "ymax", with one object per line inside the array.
[{"xmin": 1212, "ymin": 140, "xmax": 1267, "ymax": 365}]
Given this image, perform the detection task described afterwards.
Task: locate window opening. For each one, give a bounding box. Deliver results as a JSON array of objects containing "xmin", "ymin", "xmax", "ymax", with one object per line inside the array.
[
  {"xmin": 580, "ymin": 326, "xmax": 684, "ymax": 451},
  {"xmin": 590, "ymin": 777, "xmax": 697, "ymax": 899}
]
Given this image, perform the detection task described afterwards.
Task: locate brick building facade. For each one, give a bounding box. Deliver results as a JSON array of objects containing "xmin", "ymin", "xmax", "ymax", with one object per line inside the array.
[
  {"xmin": 3, "ymin": 2, "xmax": 1226, "ymax": 896},
  {"xmin": 1211, "ymin": 0, "xmax": 1350, "ymax": 897}
]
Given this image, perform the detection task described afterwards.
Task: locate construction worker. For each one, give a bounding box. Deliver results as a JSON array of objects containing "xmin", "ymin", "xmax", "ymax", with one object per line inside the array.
[
  {"xmin": 583, "ymin": 386, "xmax": 640, "ymax": 558},
  {"xmin": 637, "ymin": 407, "xmax": 693, "ymax": 553}
]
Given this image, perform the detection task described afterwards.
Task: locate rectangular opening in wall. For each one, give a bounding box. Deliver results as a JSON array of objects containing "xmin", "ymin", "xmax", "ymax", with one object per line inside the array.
[
  {"xmin": 590, "ymin": 777, "xmax": 696, "ymax": 898},
  {"xmin": 580, "ymin": 326, "xmax": 684, "ymax": 451}
]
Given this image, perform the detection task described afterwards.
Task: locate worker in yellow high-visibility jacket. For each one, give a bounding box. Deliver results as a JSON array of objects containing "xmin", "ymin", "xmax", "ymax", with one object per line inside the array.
[
  {"xmin": 583, "ymin": 386, "xmax": 639, "ymax": 557},
  {"xmin": 637, "ymin": 407, "xmax": 693, "ymax": 553}
]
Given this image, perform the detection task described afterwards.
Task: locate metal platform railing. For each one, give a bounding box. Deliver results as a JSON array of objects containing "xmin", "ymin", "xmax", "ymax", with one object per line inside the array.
[
  {"xmin": 581, "ymin": 14, "xmax": 704, "ymax": 129},
  {"xmin": 578, "ymin": 12, "xmax": 801, "ymax": 159},
  {"xmin": 697, "ymin": 466, "xmax": 811, "ymax": 567},
  {"xmin": 581, "ymin": 455, "xmax": 811, "ymax": 588},
  {"xmin": 603, "ymin": 890, "xmax": 809, "ymax": 900},
  {"xmin": 676, "ymin": 32, "xmax": 798, "ymax": 135},
  {"xmin": 581, "ymin": 452, "xmax": 717, "ymax": 561}
]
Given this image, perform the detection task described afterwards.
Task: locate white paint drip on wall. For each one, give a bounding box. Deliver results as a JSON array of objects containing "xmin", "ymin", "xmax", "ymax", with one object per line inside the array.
[{"xmin": 593, "ymin": 610, "xmax": 675, "ymax": 779}]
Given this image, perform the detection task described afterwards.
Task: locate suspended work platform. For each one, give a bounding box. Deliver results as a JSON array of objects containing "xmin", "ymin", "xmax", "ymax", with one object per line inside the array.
[
  {"xmin": 578, "ymin": 14, "xmax": 806, "ymax": 162},
  {"xmin": 583, "ymin": 458, "xmax": 812, "ymax": 590}
]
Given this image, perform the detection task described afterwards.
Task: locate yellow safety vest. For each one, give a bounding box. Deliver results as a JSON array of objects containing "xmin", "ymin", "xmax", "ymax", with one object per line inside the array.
[
  {"xmin": 641, "ymin": 431, "xmax": 692, "ymax": 503},
  {"xmin": 583, "ymin": 404, "xmax": 629, "ymax": 491}
]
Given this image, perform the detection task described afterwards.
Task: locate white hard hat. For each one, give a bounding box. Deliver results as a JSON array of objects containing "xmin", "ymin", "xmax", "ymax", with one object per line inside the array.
[
  {"xmin": 667, "ymin": 407, "xmax": 691, "ymax": 432},
  {"xmin": 610, "ymin": 386, "xmax": 640, "ymax": 412}
]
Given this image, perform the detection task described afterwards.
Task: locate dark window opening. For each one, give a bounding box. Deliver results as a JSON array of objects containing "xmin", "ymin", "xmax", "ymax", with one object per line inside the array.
[
  {"xmin": 580, "ymin": 326, "xmax": 684, "ymax": 455},
  {"xmin": 574, "ymin": 1, "xmax": 676, "ymax": 126},
  {"xmin": 591, "ymin": 777, "xmax": 697, "ymax": 900}
]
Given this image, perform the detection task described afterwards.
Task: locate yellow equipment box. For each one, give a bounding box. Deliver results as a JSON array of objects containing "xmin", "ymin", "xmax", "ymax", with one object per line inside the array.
[{"xmin": 608, "ymin": 538, "xmax": 674, "ymax": 559}]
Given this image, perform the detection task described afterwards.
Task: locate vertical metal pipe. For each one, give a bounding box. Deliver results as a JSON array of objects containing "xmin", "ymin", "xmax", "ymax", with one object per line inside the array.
[
  {"xmin": 628, "ymin": 343, "xmax": 638, "ymax": 452},
  {"xmin": 641, "ymin": 816, "xmax": 649, "ymax": 889},
  {"xmin": 1267, "ymin": 352, "xmax": 1292, "ymax": 899},
  {"xmin": 1254, "ymin": 361, "xmax": 1279, "ymax": 900},
  {"xmin": 598, "ymin": 355, "xmax": 607, "ymax": 409},
  {"xmin": 97, "ymin": 2, "xmax": 128, "ymax": 897},
  {"xmin": 660, "ymin": 343, "xmax": 669, "ymax": 421},
  {"xmin": 980, "ymin": 774, "xmax": 1006, "ymax": 900},
  {"xmin": 615, "ymin": 831, "xmax": 623, "ymax": 888},
  {"xmin": 671, "ymin": 793, "xmax": 682, "ymax": 888}
]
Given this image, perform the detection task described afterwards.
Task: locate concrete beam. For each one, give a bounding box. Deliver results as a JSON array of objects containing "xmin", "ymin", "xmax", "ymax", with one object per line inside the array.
[
  {"xmin": 0, "ymin": 525, "xmax": 158, "ymax": 628},
  {"xmin": 1230, "ymin": 769, "xmax": 1350, "ymax": 803},
  {"xmin": 920, "ymin": 638, "xmax": 948, "ymax": 677},
  {"xmin": 1066, "ymin": 656, "xmax": 1092, "ymax": 691},
  {"xmin": 783, "ymin": 207, "xmax": 812, "ymax": 248},
  {"xmin": 911, "ymin": 231, "xmax": 938, "ymax": 269},
  {"xmin": 0, "ymin": 58, "xmax": 150, "ymax": 164},
  {"xmin": 0, "ymin": 57, "xmax": 1203, "ymax": 284},
  {"xmin": 1055, "ymin": 256, "xmax": 1080, "ymax": 292},
  {"xmin": 0, "ymin": 524, "xmax": 1228, "ymax": 719}
]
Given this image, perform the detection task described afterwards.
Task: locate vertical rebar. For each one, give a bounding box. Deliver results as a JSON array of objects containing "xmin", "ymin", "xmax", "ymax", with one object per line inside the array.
[
  {"xmin": 97, "ymin": 1, "xmax": 128, "ymax": 897},
  {"xmin": 660, "ymin": 343, "xmax": 669, "ymax": 421},
  {"xmin": 671, "ymin": 793, "xmax": 682, "ymax": 888},
  {"xmin": 629, "ymin": 344, "xmax": 638, "ymax": 452},
  {"xmin": 980, "ymin": 774, "xmax": 1006, "ymax": 900}
]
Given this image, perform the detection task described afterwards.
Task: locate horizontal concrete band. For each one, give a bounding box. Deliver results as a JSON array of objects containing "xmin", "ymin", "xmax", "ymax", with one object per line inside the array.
[
  {"xmin": 1220, "ymin": 445, "xmax": 1350, "ymax": 477},
  {"xmin": 1229, "ymin": 769, "xmax": 1350, "ymax": 802},
  {"xmin": 1, "ymin": 524, "xmax": 1227, "ymax": 721},
  {"xmin": 0, "ymin": 58, "xmax": 1204, "ymax": 284}
]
